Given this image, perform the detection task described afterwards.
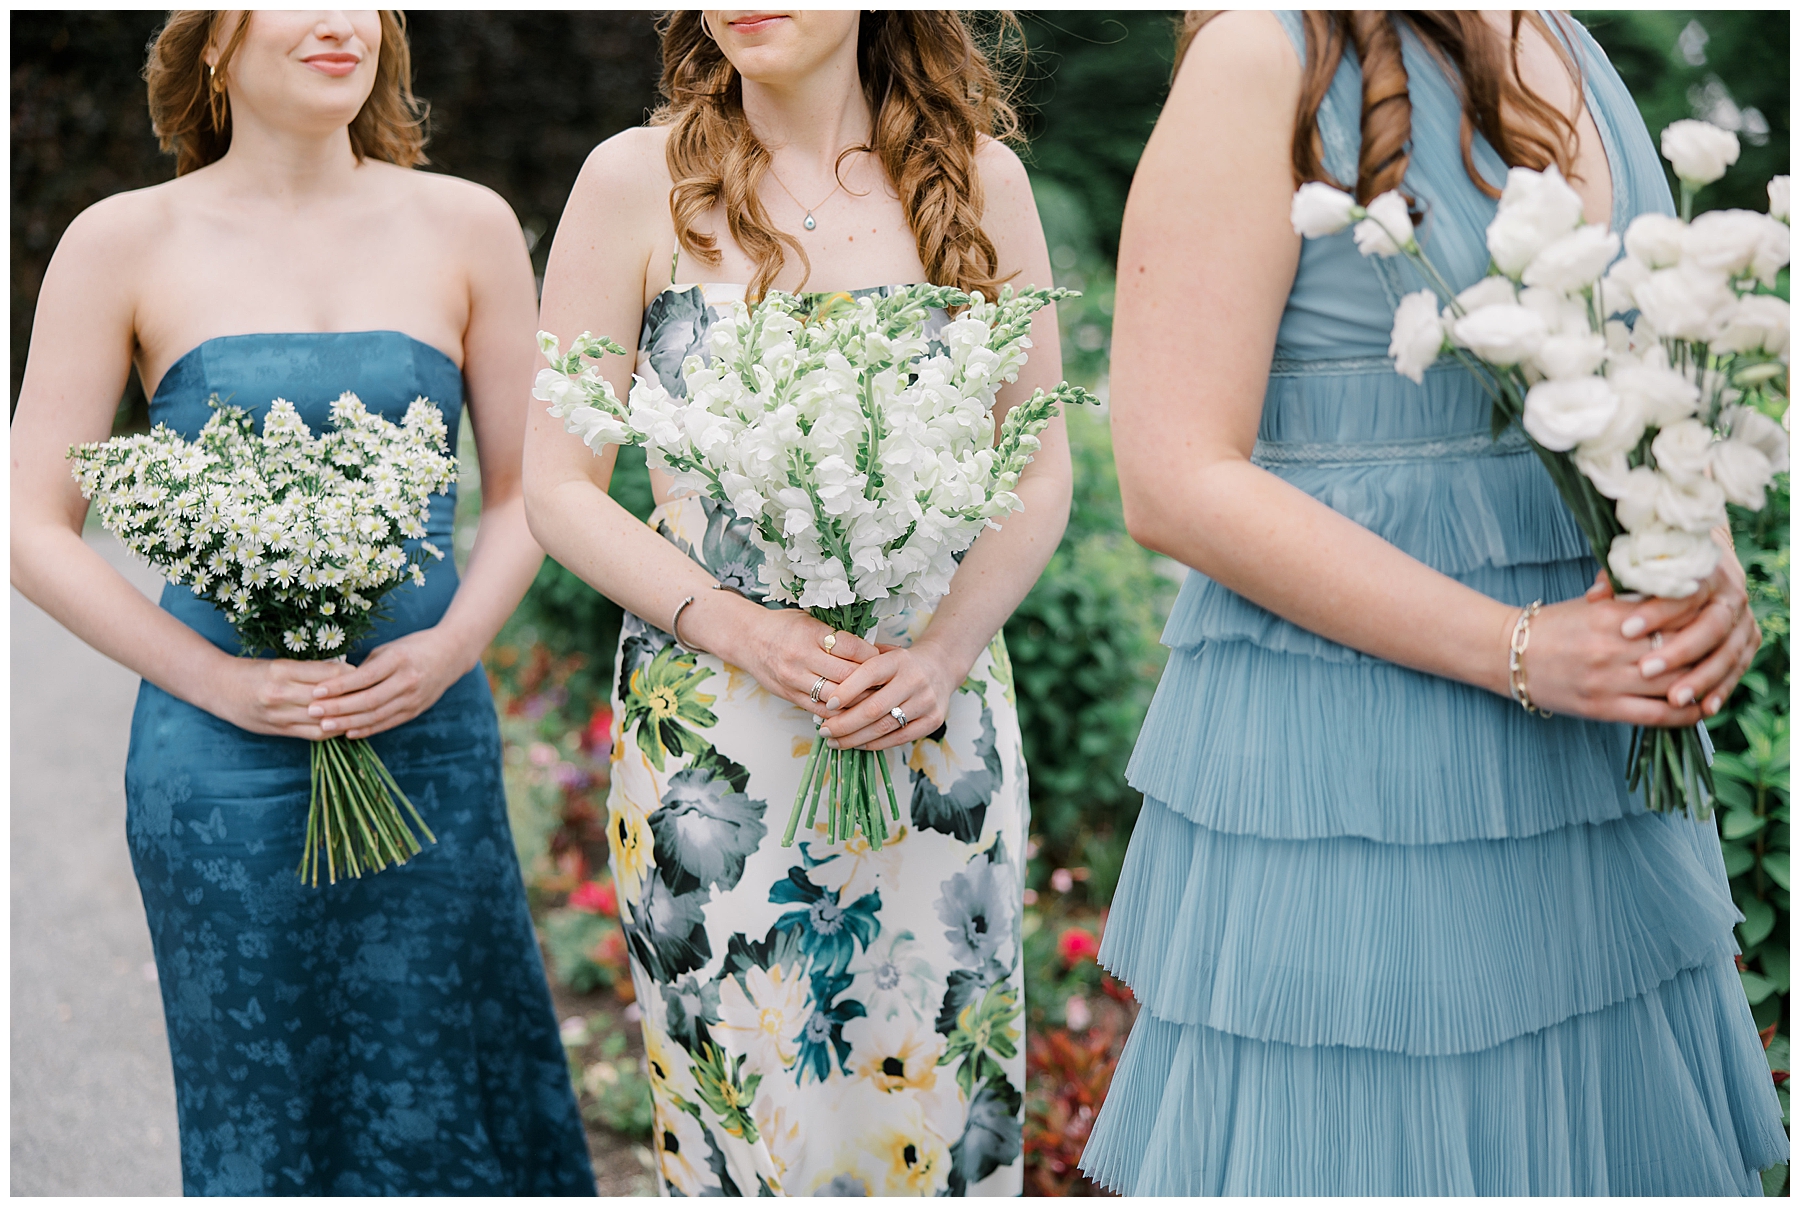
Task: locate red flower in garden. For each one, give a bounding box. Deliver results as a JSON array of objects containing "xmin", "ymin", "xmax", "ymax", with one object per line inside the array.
[
  {"xmin": 568, "ymin": 878, "xmax": 618, "ymax": 917},
  {"xmin": 1058, "ymin": 926, "xmax": 1100, "ymax": 966},
  {"xmin": 584, "ymin": 704, "xmax": 615, "ymax": 756}
]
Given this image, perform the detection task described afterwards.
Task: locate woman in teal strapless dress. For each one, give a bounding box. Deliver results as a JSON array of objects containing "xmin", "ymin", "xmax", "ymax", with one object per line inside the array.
[
  {"xmin": 1081, "ymin": 11, "xmax": 1787, "ymax": 1196},
  {"xmin": 11, "ymin": 13, "xmax": 591, "ymax": 1194}
]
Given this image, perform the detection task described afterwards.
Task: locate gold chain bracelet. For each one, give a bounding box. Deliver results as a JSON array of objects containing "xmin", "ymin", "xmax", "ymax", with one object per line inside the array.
[{"xmin": 1508, "ymin": 600, "xmax": 1553, "ymax": 718}]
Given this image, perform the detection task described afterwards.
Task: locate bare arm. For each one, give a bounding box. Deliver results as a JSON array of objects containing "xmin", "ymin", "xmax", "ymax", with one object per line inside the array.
[
  {"xmin": 824, "ymin": 140, "xmax": 1074, "ymax": 750},
  {"xmin": 525, "ymin": 130, "xmax": 879, "ymax": 715},
  {"xmin": 10, "ymin": 196, "xmax": 343, "ymax": 731},
  {"xmin": 1109, "ymin": 12, "xmax": 1709, "ymax": 729},
  {"xmin": 309, "ymin": 182, "xmax": 548, "ymax": 738}
]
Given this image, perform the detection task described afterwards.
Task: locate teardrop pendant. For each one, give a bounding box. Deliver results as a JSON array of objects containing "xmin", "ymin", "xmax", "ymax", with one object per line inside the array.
[{"xmin": 803, "ymin": 212, "xmax": 817, "ymax": 231}]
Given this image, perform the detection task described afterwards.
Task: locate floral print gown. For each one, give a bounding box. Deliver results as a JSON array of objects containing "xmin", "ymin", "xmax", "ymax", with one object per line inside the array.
[{"xmin": 606, "ymin": 283, "xmax": 1028, "ymax": 1196}]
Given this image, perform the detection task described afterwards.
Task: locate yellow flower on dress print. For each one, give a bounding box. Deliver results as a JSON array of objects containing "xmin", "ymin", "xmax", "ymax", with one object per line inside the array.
[
  {"xmin": 843, "ymin": 1010, "xmax": 945, "ymax": 1094},
  {"xmin": 805, "ymin": 826, "xmax": 907, "ymax": 905},
  {"xmin": 715, "ymin": 962, "xmax": 808, "ymax": 1081},
  {"xmin": 642, "ymin": 1014, "xmax": 700, "ymax": 1106},
  {"xmin": 908, "ymin": 725, "xmax": 975, "ymax": 794},
  {"xmin": 817, "ymin": 1084, "xmax": 952, "ymax": 1197},
  {"xmin": 606, "ymin": 751, "xmax": 658, "ymax": 908},
  {"xmin": 653, "ymin": 1098, "xmax": 718, "ymax": 1196},
  {"xmin": 752, "ymin": 1097, "xmax": 804, "ymax": 1193}
]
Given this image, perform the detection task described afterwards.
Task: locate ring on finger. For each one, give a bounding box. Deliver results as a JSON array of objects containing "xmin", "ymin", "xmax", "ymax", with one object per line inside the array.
[
  {"xmin": 1649, "ymin": 631, "xmax": 1664, "ymax": 650},
  {"xmin": 889, "ymin": 705, "xmax": 908, "ymax": 731},
  {"xmin": 810, "ymin": 674, "xmax": 829, "ymax": 704},
  {"xmin": 820, "ymin": 631, "xmax": 838, "ymax": 654}
]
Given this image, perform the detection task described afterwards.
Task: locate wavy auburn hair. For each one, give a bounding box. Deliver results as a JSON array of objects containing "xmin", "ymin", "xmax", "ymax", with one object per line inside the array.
[
  {"xmin": 145, "ymin": 10, "xmax": 428, "ymax": 176},
  {"xmin": 654, "ymin": 11, "xmax": 1023, "ymax": 301},
  {"xmin": 1176, "ymin": 11, "xmax": 1581, "ymax": 206}
]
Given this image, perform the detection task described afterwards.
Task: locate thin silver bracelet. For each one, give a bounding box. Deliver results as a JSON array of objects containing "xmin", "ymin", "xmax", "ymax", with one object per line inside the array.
[
  {"xmin": 670, "ymin": 595, "xmax": 700, "ymax": 653},
  {"xmin": 671, "ymin": 582, "xmax": 748, "ymax": 655}
]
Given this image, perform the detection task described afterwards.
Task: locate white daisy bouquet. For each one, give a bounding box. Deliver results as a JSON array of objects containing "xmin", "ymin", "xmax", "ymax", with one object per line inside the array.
[
  {"xmin": 536, "ymin": 284, "xmax": 1094, "ymax": 848},
  {"xmin": 70, "ymin": 393, "xmax": 459, "ymax": 883},
  {"xmin": 1291, "ymin": 119, "xmax": 1789, "ymax": 818}
]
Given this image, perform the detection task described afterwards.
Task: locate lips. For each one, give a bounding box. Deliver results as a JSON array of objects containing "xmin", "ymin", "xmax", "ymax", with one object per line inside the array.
[
  {"xmin": 727, "ymin": 13, "xmax": 788, "ymax": 35},
  {"xmin": 302, "ymin": 53, "xmax": 360, "ymax": 77}
]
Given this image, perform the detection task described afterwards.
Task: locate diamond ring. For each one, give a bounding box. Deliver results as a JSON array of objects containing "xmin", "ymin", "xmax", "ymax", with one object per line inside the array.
[
  {"xmin": 810, "ymin": 675, "xmax": 828, "ymax": 704},
  {"xmin": 889, "ymin": 706, "xmax": 908, "ymax": 729}
]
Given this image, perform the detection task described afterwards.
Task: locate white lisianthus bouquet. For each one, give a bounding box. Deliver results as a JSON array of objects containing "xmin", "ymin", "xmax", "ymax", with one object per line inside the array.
[
  {"xmin": 1290, "ymin": 123, "xmax": 1789, "ymax": 819},
  {"xmin": 71, "ymin": 394, "xmax": 458, "ymax": 883},
  {"xmin": 537, "ymin": 284, "xmax": 1095, "ymax": 847}
]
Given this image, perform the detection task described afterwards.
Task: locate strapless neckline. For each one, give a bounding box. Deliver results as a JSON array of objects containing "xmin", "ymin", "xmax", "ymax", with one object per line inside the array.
[{"xmin": 149, "ymin": 330, "xmax": 460, "ymax": 406}]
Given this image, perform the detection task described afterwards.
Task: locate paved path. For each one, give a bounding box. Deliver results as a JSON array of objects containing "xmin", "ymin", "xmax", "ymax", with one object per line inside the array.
[{"xmin": 12, "ymin": 534, "xmax": 182, "ymax": 1196}]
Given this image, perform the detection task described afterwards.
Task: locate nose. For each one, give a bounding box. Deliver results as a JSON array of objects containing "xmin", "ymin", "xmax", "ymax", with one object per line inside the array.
[{"xmin": 313, "ymin": 10, "xmax": 357, "ymax": 41}]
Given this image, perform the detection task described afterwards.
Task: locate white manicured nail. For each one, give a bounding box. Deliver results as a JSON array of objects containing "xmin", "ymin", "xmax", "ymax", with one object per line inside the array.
[
  {"xmin": 825, "ymin": 697, "xmax": 840, "ymax": 712},
  {"xmin": 1673, "ymin": 686, "xmax": 1695, "ymax": 706},
  {"xmin": 1621, "ymin": 617, "xmax": 1647, "ymax": 638},
  {"xmin": 1641, "ymin": 657, "xmax": 1666, "ymax": 678}
]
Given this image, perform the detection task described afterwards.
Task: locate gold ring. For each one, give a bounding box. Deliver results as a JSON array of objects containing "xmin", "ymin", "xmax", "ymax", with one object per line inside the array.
[
  {"xmin": 810, "ymin": 675, "xmax": 828, "ymax": 704},
  {"xmin": 820, "ymin": 632, "xmax": 837, "ymax": 653}
]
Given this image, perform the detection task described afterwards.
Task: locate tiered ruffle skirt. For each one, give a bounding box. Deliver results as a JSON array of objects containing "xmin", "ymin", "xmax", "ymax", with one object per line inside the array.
[{"xmin": 1079, "ymin": 364, "xmax": 1788, "ymax": 1195}]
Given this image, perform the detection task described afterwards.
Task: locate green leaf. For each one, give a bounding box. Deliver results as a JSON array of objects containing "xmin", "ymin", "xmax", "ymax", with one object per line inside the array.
[
  {"xmin": 1722, "ymin": 807, "xmax": 1769, "ymax": 840},
  {"xmin": 1764, "ymin": 851, "xmax": 1791, "ymax": 890},
  {"xmin": 1762, "ymin": 1164, "xmax": 1789, "ymax": 1198},
  {"xmin": 1721, "ymin": 841, "xmax": 1758, "ymax": 878},
  {"xmin": 1763, "ymin": 945, "xmax": 1791, "ymax": 993},
  {"xmin": 1711, "ymin": 776, "xmax": 1755, "ymax": 812},
  {"xmin": 1738, "ymin": 896, "xmax": 1777, "ymax": 949},
  {"xmin": 1741, "ymin": 970, "xmax": 1779, "ymax": 1005}
]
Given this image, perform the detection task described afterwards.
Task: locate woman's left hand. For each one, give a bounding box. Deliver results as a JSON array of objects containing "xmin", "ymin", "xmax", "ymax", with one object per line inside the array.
[
  {"xmin": 1592, "ymin": 531, "xmax": 1763, "ymax": 717},
  {"xmin": 820, "ymin": 642, "xmax": 967, "ymax": 753},
  {"xmin": 306, "ymin": 629, "xmax": 473, "ymax": 740}
]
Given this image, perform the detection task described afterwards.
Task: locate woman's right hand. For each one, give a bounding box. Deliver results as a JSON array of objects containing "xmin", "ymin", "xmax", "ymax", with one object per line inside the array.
[
  {"xmin": 699, "ymin": 600, "xmax": 881, "ymax": 720},
  {"xmin": 207, "ymin": 656, "xmax": 347, "ymax": 740},
  {"xmin": 1515, "ymin": 582, "xmax": 1712, "ymax": 729}
]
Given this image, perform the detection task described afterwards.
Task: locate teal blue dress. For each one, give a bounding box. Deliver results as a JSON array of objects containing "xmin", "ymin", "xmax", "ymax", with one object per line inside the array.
[
  {"xmin": 1078, "ymin": 17, "xmax": 1788, "ymax": 1196},
  {"xmin": 124, "ymin": 332, "xmax": 595, "ymax": 1196}
]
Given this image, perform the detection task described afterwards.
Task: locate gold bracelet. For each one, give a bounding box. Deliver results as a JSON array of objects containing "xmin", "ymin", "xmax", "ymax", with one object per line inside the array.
[{"xmin": 1508, "ymin": 600, "xmax": 1553, "ymax": 718}]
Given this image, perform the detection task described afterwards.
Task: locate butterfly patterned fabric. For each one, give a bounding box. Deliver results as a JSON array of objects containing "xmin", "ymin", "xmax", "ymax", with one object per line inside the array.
[{"xmin": 606, "ymin": 283, "xmax": 1029, "ymax": 1195}]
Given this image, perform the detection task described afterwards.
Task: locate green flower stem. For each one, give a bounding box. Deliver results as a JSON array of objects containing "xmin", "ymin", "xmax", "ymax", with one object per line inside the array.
[
  {"xmin": 296, "ymin": 736, "xmax": 434, "ymax": 885},
  {"xmin": 877, "ymin": 746, "xmax": 901, "ymax": 822},
  {"xmin": 785, "ymin": 737, "xmax": 826, "ymax": 846}
]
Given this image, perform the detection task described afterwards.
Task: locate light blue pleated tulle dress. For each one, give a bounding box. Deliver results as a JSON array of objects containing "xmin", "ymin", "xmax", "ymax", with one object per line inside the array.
[
  {"xmin": 124, "ymin": 333, "xmax": 595, "ymax": 1195},
  {"xmin": 1079, "ymin": 16, "xmax": 1788, "ymax": 1197}
]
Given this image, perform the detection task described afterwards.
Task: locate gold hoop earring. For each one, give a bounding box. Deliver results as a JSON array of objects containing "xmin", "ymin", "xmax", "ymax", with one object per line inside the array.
[{"xmin": 206, "ymin": 62, "xmax": 229, "ymax": 133}]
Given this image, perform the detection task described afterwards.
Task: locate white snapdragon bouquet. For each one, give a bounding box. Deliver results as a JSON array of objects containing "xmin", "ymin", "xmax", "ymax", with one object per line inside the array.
[
  {"xmin": 71, "ymin": 394, "xmax": 459, "ymax": 883},
  {"xmin": 537, "ymin": 285, "xmax": 1094, "ymax": 847},
  {"xmin": 1291, "ymin": 120, "xmax": 1789, "ymax": 818}
]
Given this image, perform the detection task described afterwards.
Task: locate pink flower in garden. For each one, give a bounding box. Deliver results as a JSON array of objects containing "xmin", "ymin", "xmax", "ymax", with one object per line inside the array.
[
  {"xmin": 569, "ymin": 879, "xmax": 618, "ymax": 918},
  {"xmin": 1058, "ymin": 926, "xmax": 1100, "ymax": 966}
]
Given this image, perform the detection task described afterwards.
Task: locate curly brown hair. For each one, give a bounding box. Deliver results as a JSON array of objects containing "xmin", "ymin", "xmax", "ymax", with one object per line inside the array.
[
  {"xmin": 144, "ymin": 10, "xmax": 428, "ymax": 176},
  {"xmin": 653, "ymin": 11, "xmax": 1024, "ymax": 301},
  {"xmin": 1175, "ymin": 11, "xmax": 1580, "ymax": 206}
]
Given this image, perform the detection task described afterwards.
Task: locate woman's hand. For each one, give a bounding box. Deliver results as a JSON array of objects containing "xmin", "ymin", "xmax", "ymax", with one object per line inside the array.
[
  {"xmin": 1587, "ymin": 535, "xmax": 1761, "ymax": 718},
  {"xmin": 1520, "ymin": 545, "xmax": 1757, "ymax": 728},
  {"xmin": 819, "ymin": 641, "xmax": 966, "ymax": 753},
  {"xmin": 304, "ymin": 629, "xmax": 474, "ymax": 740},
  {"xmin": 726, "ymin": 607, "xmax": 880, "ymax": 719},
  {"xmin": 209, "ymin": 656, "xmax": 346, "ymax": 740}
]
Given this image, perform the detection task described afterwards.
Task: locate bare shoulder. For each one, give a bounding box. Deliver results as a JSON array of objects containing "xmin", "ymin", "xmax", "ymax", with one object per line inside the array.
[
  {"xmin": 973, "ymin": 135, "xmax": 1031, "ymax": 194},
  {"xmin": 573, "ymin": 124, "xmax": 672, "ymax": 208},
  {"xmin": 1170, "ymin": 11, "xmax": 1300, "ymax": 108},
  {"xmin": 49, "ymin": 177, "xmax": 187, "ymax": 269},
  {"xmin": 385, "ymin": 163, "xmax": 521, "ymax": 241},
  {"xmin": 972, "ymin": 136, "xmax": 1037, "ymax": 231}
]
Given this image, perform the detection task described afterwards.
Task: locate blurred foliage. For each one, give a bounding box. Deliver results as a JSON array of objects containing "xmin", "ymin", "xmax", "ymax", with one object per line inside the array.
[{"xmin": 1577, "ymin": 11, "xmax": 1790, "ymax": 215}]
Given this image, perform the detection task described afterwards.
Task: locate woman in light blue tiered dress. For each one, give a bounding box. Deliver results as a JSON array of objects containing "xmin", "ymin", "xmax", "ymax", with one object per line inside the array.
[{"xmin": 1081, "ymin": 11, "xmax": 1787, "ymax": 1195}]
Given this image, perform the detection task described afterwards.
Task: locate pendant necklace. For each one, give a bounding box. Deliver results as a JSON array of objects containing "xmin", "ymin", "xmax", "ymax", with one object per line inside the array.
[{"xmin": 768, "ymin": 163, "xmax": 847, "ymax": 232}]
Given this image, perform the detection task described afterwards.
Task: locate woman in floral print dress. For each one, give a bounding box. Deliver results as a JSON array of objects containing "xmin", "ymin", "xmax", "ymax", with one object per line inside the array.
[{"xmin": 524, "ymin": 12, "xmax": 1069, "ymax": 1197}]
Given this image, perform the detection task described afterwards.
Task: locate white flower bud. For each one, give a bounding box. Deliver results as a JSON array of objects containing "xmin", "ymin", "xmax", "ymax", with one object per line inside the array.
[
  {"xmin": 1522, "ymin": 377, "xmax": 1619, "ymax": 451},
  {"xmin": 1660, "ymin": 120, "xmax": 1740, "ymax": 187},
  {"xmin": 1290, "ymin": 182, "xmax": 1358, "ymax": 238},
  {"xmin": 1388, "ymin": 290, "xmax": 1448, "ymax": 383}
]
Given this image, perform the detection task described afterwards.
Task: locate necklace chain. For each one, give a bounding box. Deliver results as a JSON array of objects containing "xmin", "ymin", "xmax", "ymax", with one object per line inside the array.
[{"xmin": 767, "ymin": 154, "xmax": 857, "ymax": 232}]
